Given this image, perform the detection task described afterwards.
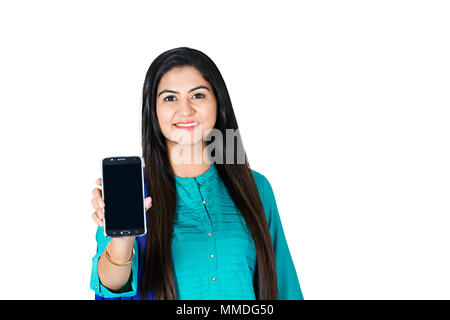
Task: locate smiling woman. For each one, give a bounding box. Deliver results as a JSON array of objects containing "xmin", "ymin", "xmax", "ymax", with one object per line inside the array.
[{"xmin": 89, "ymin": 47, "xmax": 304, "ymax": 300}]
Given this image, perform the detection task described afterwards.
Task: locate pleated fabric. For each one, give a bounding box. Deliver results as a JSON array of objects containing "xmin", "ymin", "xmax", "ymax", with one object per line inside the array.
[{"xmin": 90, "ymin": 163, "xmax": 303, "ymax": 300}]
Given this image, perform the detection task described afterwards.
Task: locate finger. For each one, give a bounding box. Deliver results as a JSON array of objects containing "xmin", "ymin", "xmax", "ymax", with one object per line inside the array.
[
  {"xmin": 92, "ymin": 212, "xmax": 103, "ymax": 227},
  {"xmin": 96, "ymin": 178, "xmax": 102, "ymax": 186},
  {"xmin": 92, "ymin": 187, "xmax": 102, "ymax": 198},
  {"xmin": 96, "ymin": 207, "xmax": 104, "ymax": 220},
  {"xmin": 90, "ymin": 196, "xmax": 104, "ymax": 210},
  {"xmin": 91, "ymin": 197, "xmax": 98, "ymax": 210},
  {"xmin": 145, "ymin": 197, "xmax": 152, "ymax": 211}
]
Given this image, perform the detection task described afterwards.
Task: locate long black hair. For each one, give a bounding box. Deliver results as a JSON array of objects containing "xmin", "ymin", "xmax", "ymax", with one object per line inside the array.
[{"xmin": 141, "ymin": 47, "xmax": 278, "ymax": 299}]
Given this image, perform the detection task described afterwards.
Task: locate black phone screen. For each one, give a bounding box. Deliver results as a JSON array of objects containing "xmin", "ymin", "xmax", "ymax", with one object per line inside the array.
[{"xmin": 102, "ymin": 157, "xmax": 146, "ymax": 237}]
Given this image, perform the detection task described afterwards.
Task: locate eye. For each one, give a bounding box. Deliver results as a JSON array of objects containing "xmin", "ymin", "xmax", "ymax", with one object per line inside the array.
[
  {"xmin": 163, "ymin": 95, "xmax": 177, "ymax": 102},
  {"xmin": 192, "ymin": 93, "xmax": 205, "ymax": 99}
]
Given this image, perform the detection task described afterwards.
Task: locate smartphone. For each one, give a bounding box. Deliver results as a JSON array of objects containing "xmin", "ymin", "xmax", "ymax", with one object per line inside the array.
[{"xmin": 101, "ymin": 156, "xmax": 147, "ymax": 238}]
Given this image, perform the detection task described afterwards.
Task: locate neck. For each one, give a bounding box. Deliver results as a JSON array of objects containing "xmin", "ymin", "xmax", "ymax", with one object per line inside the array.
[{"xmin": 167, "ymin": 140, "xmax": 212, "ymax": 178}]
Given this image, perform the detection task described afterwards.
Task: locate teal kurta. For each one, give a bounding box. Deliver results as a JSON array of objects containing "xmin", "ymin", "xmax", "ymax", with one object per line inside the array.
[{"xmin": 90, "ymin": 163, "xmax": 303, "ymax": 299}]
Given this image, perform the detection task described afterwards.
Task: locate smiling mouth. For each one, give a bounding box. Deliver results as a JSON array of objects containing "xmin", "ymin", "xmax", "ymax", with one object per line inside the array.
[{"xmin": 174, "ymin": 122, "xmax": 201, "ymax": 129}]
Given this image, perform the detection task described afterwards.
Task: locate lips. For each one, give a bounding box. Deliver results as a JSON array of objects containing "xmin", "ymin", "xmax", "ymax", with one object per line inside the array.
[
  {"xmin": 173, "ymin": 121, "xmax": 201, "ymax": 130},
  {"xmin": 175, "ymin": 121, "xmax": 198, "ymax": 124}
]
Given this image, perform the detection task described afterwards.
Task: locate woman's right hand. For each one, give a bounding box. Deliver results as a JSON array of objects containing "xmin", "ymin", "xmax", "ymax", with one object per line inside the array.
[{"xmin": 91, "ymin": 177, "xmax": 152, "ymax": 228}]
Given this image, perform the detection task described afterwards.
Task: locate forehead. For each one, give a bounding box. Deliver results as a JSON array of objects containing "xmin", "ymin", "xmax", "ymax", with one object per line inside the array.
[{"xmin": 157, "ymin": 66, "xmax": 209, "ymax": 90}]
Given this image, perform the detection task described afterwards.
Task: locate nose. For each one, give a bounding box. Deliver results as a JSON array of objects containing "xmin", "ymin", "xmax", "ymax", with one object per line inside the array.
[{"xmin": 178, "ymin": 97, "xmax": 196, "ymax": 116}]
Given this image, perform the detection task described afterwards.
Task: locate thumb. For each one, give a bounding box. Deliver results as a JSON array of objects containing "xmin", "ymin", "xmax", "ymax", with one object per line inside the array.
[{"xmin": 144, "ymin": 197, "xmax": 152, "ymax": 211}]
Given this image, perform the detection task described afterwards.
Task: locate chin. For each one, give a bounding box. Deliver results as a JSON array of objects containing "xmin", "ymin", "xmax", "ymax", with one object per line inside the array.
[{"xmin": 171, "ymin": 137, "xmax": 203, "ymax": 146}]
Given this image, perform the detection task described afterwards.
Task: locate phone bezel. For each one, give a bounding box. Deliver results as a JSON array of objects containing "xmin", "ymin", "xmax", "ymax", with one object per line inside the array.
[{"xmin": 101, "ymin": 156, "xmax": 147, "ymax": 238}]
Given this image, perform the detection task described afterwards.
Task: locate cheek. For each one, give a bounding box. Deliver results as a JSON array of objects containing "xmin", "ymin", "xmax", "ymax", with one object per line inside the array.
[
  {"xmin": 156, "ymin": 107, "xmax": 172, "ymax": 139},
  {"xmin": 156, "ymin": 106, "xmax": 174, "ymax": 132},
  {"xmin": 203, "ymin": 102, "xmax": 217, "ymax": 127}
]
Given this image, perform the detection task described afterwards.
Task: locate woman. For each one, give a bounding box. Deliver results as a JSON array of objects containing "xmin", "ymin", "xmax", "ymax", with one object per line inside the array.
[{"xmin": 90, "ymin": 47, "xmax": 303, "ymax": 300}]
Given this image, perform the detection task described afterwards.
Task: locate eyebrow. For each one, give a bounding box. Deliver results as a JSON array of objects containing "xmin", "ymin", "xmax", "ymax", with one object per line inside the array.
[{"xmin": 157, "ymin": 85, "xmax": 210, "ymax": 97}]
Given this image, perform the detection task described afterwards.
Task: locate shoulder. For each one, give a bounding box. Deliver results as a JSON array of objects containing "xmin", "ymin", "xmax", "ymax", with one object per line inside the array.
[
  {"xmin": 251, "ymin": 168, "xmax": 278, "ymax": 226},
  {"xmin": 251, "ymin": 168, "xmax": 276, "ymax": 191},
  {"xmin": 251, "ymin": 168, "xmax": 275, "ymax": 206},
  {"xmin": 251, "ymin": 168, "xmax": 269, "ymax": 194}
]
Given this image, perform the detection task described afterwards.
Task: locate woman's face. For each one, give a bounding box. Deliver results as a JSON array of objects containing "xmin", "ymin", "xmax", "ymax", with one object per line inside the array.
[{"xmin": 156, "ymin": 66, "xmax": 217, "ymax": 147}]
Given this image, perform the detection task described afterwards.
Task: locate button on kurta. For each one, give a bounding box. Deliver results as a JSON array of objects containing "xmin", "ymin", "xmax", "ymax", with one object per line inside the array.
[
  {"xmin": 208, "ymin": 233, "xmax": 212, "ymax": 237},
  {"xmin": 212, "ymin": 277, "xmax": 216, "ymax": 282},
  {"xmin": 210, "ymin": 254, "xmax": 214, "ymax": 258},
  {"xmin": 202, "ymin": 199, "xmax": 206, "ymax": 204}
]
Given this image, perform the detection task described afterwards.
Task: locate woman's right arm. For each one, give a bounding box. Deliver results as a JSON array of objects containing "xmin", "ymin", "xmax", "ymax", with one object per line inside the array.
[{"xmin": 91, "ymin": 178, "xmax": 152, "ymax": 293}]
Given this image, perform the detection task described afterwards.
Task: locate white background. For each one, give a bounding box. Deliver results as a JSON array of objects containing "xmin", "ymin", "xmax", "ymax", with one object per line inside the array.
[{"xmin": 0, "ymin": 0, "xmax": 449, "ymax": 299}]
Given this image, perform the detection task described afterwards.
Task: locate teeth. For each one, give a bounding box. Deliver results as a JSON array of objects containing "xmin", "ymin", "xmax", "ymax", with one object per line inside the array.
[{"xmin": 175, "ymin": 122, "xmax": 199, "ymax": 127}]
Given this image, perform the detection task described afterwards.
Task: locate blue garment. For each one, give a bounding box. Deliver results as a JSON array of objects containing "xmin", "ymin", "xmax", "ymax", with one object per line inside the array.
[{"xmin": 90, "ymin": 163, "xmax": 303, "ymax": 299}]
